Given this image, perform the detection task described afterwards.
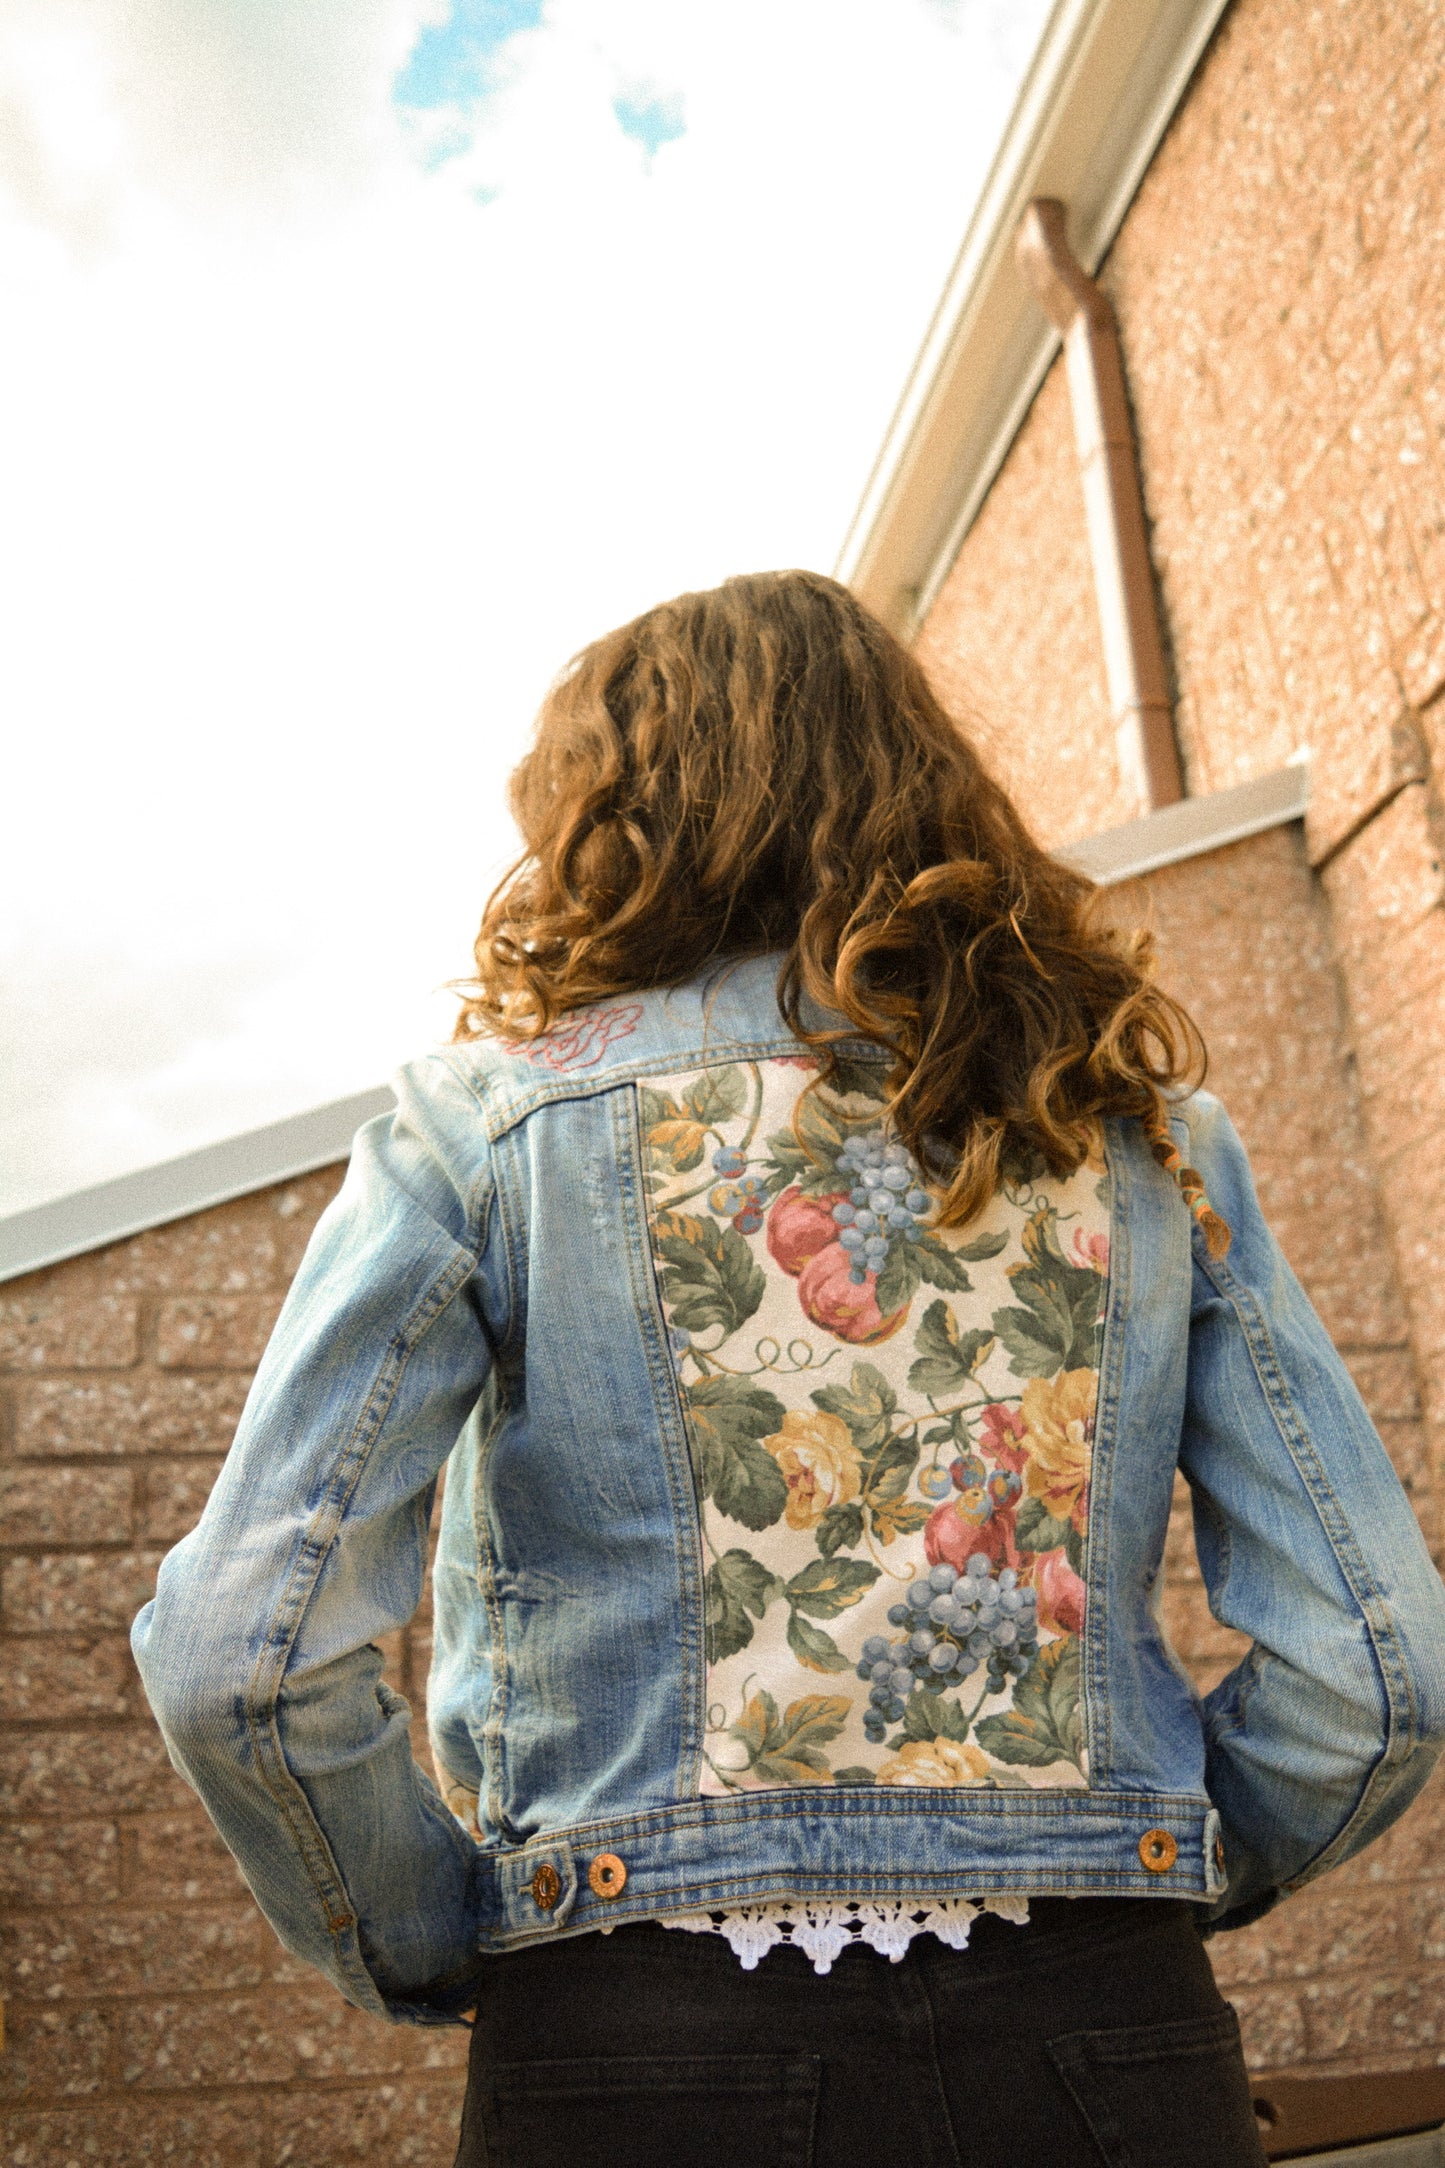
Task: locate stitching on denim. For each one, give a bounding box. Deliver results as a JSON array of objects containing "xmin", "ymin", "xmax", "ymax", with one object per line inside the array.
[
  {"xmin": 443, "ymin": 1034, "xmax": 878, "ymax": 1140},
  {"xmin": 484, "ymin": 1126, "xmax": 525, "ymax": 1354},
  {"xmin": 242, "ymin": 1248, "xmax": 477, "ymax": 1995},
  {"xmin": 1192, "ymin": 1235, "xmax": 1419, "ymax": 1877},
  {"xmin": 1085, "ymin": 1118, "xmax": 1131, "ymax": 1784},
  {"xmin": 617, "ymin": 1081, "xmax": 709, "ymax": 1798},
  {"xmin": 469, "ymin": 1372, "xmax": 516, "ymax": 1844}
]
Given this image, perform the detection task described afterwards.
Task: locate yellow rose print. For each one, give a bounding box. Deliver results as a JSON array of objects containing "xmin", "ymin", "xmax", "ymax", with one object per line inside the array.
[
  {"xmin": 1020, "ymin": 1369, "xmax": 1095, "ymax": 1530},
  {"xmin": 763, "ymin": 1408, "xmax": 864, "ymax": 1532},
  {"xmin": 876, "ymin": 1738, "xmax": 993, "ymax": 1787}
]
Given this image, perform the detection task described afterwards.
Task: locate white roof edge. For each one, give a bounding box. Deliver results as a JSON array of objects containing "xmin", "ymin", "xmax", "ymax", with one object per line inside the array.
[
  {"xmin": 0, "ymin": 1085, "xmax": 396, "ymax": 1286},
  {"xmin": 0, "ymin": 766, "xmax": 1308, "ymax": 1288},
  {"xmin": 834, "ymin": 0, "xmax": 1233, "ymax": 632},
  {"xmin": 1057, "ymin": 762, "xmax": 1310, "ymax": 886}
]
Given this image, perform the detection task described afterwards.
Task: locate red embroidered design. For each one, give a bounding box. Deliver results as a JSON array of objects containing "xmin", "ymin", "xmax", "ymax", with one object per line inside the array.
[{"xmin": 505, "ymin": 1002, "xmax": 644, "ymax": 1072}]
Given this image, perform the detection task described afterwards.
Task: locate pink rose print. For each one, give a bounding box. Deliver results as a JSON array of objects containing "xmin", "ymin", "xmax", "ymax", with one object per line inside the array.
[
  {"xmin": 1071, "ymin": 1229, "xmax": 1110, "ymax": 1275},
  {"xmin": 504, "ymin": 1002, "xmax": 643, "ymax": 1072},
  {"xmin": 1034, "ymin": 1547, "xmax": 1086, "ymax": 1637},
  {"xmin": 978, "ymin": 1403, "xmax": 1028, "ymax": 1474},
  {"xmin": 766, "ymin": 1186, "xmax": 843, "ymax": 1276},
  {"xmin": 796, "ymin": 1242, "xmax": 907, "ymax": 1346},
  {"xmin": 924, "ymin": 1494, "xmax": 1022, "ymax": 1577},
  {"xmin": 767, "ymin": 1187, "xmax": 907, "ymax": 1343}
]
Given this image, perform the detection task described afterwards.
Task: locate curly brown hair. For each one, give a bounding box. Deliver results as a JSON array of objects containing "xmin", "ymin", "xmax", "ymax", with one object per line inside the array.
[{"xmin": 456, "ymin": 569, "xmax": 1223, "ymax": 1245}]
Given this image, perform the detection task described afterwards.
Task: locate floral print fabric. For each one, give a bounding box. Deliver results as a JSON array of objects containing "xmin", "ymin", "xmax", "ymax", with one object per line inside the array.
[{"xmin": 640, "ymin": 1055, "xmax": 1110, "ymax": 1794}]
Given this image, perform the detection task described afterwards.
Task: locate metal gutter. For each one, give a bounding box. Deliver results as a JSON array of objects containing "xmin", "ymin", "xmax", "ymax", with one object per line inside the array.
[
  {"xmin": 834, "ymin": 0, "xmax": 1234, "ymax": 635},
  {"xmin": 0, "ymin": 1086, "xmax": 395, "ymax": 1285}
]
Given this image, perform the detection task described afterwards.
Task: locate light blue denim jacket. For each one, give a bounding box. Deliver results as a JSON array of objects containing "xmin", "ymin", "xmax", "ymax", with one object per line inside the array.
[{"xmin": 132, "ymin": 956, "xmax": 1445, "ymax": 2023}]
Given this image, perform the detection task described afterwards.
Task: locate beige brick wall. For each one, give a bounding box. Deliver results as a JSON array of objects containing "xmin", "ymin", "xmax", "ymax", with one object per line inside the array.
[
  {"xmin": 917, "ymin": 0, "xmax": 1445, "ymax": 2079},
  {"xmin": 0, "ymin": 1175, "xmax": 469, "ymax": 2167}
]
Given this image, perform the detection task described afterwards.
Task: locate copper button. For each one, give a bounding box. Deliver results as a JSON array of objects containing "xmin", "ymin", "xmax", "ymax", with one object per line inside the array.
[
  {"xmin": 588, "ymin": 1852, "xmax": 627, "ymax": 1901},
  {"xmin": 530, "ymin": 1862, "xmax": 562, "ymax": 1912},
  {"xmin": 1139, "ymin": 1828, "xmax": 1178, "ymax": 1874}
]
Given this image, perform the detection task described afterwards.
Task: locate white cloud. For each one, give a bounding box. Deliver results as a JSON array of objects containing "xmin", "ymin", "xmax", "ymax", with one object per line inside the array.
[{"xmin": 0, "ymin": 0, "xmax": 1049, "ymax": 1215}]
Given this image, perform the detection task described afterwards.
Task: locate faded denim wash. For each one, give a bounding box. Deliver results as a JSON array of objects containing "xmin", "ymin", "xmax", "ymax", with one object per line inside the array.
[{"xmin": 132, "ymin": 955, "xmax": 1445, "ymax": 2023}]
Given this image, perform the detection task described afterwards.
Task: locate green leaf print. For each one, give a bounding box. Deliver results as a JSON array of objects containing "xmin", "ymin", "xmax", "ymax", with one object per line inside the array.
[
  {"xmin": 912, "ymin": 1234, "xmax": 975, "ymax": 1293},
  {"xmin": 784, "ymin": 1555, "xmax": 881, "ymax": 1618},
  {"xmin": 731, "ymin": 1690, "xmax": 850, "ymax": 1782},
  {"xmin": 639, "ymin": 1088, "xmax": 709, "ymax": 1174},
  {"xmin": 832, "ymin": 1766, "xmax": 877, "ymax": 1784},
  {"xmin": 907, "ymin": 1300, "xmax": 996, "ymax": 1400},
  {"xmin": 705, "ymin": 1548, "xmax": 784, "ymax": 1663},
  {"xmin": 815, "ymin": 1501, "xmax": 865, "ymax": 1557},
  {"xmin": 974, "ymin": 1637, "xmax": 1084, "ymax": 1772},
  {"xmin": 683, "ymin": 1065, "xmax": 747, "ymax": 1127},
  {"xmin": 1013, "ymin": 1497, "xmax": 1076, "ymax": 1555},
  {"xmin": 898, "ymin": 1688, "xmax": 973, "ymax": 1745},
  {"xmin": 811, "ymin": 1362, "xmax": 897, "ymax": 1450},
  {"xmin": 870, "ymin": 1496, "xmax": 930, "ymax": 1542},
  {"xmin": 785, "ymin": 1610, "xmax": 852, "ymax": 1673},
  {"xmin": 873, "ymin": 1241, "xmax": 921, "ymax": 1318},
  {"xmin": 684, "ymin": 1376, "xmax": 788, "ymax": 1531},
  {"xmin": 655, "ymin": 1211, "xmax": 765, "ymax": 1337},
  {"xmin": 993, "ymin": 1220, "xmax": 1103, "ymax": 1379},
  {"xmin": 954, "ymin": 1229, "xmax": 1010, "ymax": 1264}
]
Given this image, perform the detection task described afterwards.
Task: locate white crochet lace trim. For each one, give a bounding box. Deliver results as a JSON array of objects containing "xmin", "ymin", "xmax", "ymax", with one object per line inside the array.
[{"xmin": 656, "ymin": 1894, "xmax": 1031, "ymax": 1975}]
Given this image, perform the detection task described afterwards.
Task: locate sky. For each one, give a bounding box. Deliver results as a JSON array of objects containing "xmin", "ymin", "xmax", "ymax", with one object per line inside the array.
[{"xmin": 0, "ymin": 0, "xmax": 1051, "ymax": 1218}]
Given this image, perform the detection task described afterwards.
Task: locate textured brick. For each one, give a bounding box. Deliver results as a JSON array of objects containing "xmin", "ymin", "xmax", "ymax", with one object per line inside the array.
[
  {"xmin": 1303, "ymin": 1969, "xmax": 1445, "ymax": 2066},
  {"xmin": 119, "ymin": 1993, "xmax": 314, "ymax": 2090},
  {"xmin": 268, "ymin": 2074, "xmax": 467, "ymax": 2167},
  {"xmin": 154, "ymin": 1297, "xmax": 283, "ymax": 1372},
  {"xmin": 1228, "ymin": 1984, "xmax": 1309, "ymax": 2073},
  {"xmin": 0, "ymin": 2002, "xmax": 112, "ymax": 2102},
  {"xmin": 135, "ymin": 1460, "xmax": 222, "ymax": 1545},
  {"xmin": 121, "ymin": 1810, "xmax": 247, "ymax": 1906},
  {"xmin": 0, "ymin": 1464, "xmax": 134, "ymax": 1546},
  {"xmin": 0, "ymin": 1282, "xmax": 139, "ymax": 1372},
  {"xmin": 0, "ymin": 1818, "xmax": 119, "ymax": 1908},
  {"xmin": 1346, "ymin": 1348, "xmax": 1424, "ymax": 1423},
  {"xmin": 2, "ymin": 1552, "xmax": 164, "ymax": 1635},
  {"xmin": 0, "ymin": 1907, "xmax": 263, "ymax": 2003},
  {"xmin": 2, "ymin": 2097, "xmax": 263, "ymax": 2168},
  {"xmin": 0, "ymin": 1634, "xmax": 137, "ymax": 1721},
  {"xmin": 11, "ymin": 1375, "xmax": 250, "ymax": 1460},
  {"xmin": 0, "ymin": 1727, "xmax": 185, "ymax": 1818}
]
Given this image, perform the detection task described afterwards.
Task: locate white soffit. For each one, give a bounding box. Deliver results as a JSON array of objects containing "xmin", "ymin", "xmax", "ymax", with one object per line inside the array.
[
  {"xmin": 835, "ymin": 0, "xmax": 1234, "ymax": 634},
  {"xmin": 0, "ymin": 1086, "xmax": 396, "ymax": 1286}
]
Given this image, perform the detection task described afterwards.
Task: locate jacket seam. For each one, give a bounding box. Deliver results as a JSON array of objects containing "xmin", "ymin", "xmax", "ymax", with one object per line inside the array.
[
  {"xmin": 617, "ymin": 1082, "xmax": 709, "ymax": 1797},
  {"xmin": 1084, "ymin": 1119, "xmax": 1130, "ymax": 1784},
  {"xmin": 469, "ymin": 1374, "xmax": 516, "ymax": 1844},
  {"xmin": 241, "ymin": 1247, "xmax": 478, "ymax": 2000}
]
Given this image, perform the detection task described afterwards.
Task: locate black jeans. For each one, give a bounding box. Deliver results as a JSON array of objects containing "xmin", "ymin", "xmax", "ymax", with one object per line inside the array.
[{"xmin": 455, "ymin": 1896, "xmax": 1267, "ymax": 2168}]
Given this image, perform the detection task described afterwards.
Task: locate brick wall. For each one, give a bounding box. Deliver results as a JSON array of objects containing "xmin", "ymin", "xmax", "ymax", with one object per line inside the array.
[
  {"xmin": 0, "ymin": 1175, "xmax": 469, "ymax": 2168},
  {"xmin": 916, "ymin": 0, "xmax": 1445, "ymax": 2080}
]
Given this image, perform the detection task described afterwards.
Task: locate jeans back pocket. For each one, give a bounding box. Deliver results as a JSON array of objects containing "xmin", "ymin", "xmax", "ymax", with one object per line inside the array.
[
  {"xmin": 471, "ymin": 2050, "xmax": 820, "ymax": 2168},
  {"xmin": 1046, "ymin": 2005, "xmax": 1267, "ymax": 2168}
]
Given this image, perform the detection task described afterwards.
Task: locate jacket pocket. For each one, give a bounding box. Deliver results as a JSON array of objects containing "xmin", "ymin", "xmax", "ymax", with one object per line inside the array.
[
  {"xmin": 1046, "ymin": 2005, "xmax": 1266, "ymax": 2168},
  {"xmin": 472, "ymin": 2051, "xmax": 819, "ymax": 2168}
]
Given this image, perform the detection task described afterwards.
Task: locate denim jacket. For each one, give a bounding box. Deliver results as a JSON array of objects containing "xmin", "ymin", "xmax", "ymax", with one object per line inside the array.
[{"xmin": 132, "ymin": 955, "xmax": 1445, "ymax": 2023}]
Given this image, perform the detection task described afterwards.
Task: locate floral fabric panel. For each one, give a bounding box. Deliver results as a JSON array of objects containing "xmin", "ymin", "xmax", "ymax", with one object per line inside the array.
[{"xmin": 639, "ymin": 1056, "xmax": 1110, "ymax": 1795}]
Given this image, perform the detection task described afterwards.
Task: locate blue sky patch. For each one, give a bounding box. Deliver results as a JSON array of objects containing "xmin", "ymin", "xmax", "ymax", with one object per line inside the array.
[
  {"xmin": 394, "ymin": 0, "xmax": 545, "ymax": 112},
  {"xmin": 612, "ymin": 84, "xmax": 686, "ymax": 159}
]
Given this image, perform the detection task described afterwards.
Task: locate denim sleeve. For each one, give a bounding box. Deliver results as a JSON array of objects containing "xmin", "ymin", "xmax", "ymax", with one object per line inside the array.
[
  {"xmin": 1179, "ymin": 1093, "xmax": 1445, "ymax": 1929},
  {"xmin": 131, "ymin": 1056, "xmax": 502, "ymax": 2022}
]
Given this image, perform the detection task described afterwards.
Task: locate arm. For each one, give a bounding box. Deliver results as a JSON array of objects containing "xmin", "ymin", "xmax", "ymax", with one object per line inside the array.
[
  {"xmin": 1178, "ymin": 1094, "xmax": 1445, "ymax": 1930},
  {"xmin": 131, "ymin": 1057, "xmax": 502, "ymax": 2021}
]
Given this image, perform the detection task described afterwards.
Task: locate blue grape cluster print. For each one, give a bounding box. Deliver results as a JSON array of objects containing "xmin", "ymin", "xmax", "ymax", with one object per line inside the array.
[
  {"xmin": 831, "ymin": 1132, "xmax": 933, "ymax": 1286},
  {"xmin": 855, "ymin": 1557, "xmax": 1039, "ymax": 1745},
  {"xmin": 709, "ymin": 1147, "xmax": 769, "ymax": 1235}
]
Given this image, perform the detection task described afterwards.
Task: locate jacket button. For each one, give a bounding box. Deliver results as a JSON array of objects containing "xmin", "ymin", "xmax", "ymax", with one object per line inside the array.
[
  {"xmin": 1139, "ymin": 1829, "xmax": 1178, "ymax": 1873},
  {"xmin": 530, "ymin": 1863, "xmax": 562, "ymax": 1912},
  {"xmin": 588, "ymin": 1853, "xmax": 627, "ymax": 1900}
]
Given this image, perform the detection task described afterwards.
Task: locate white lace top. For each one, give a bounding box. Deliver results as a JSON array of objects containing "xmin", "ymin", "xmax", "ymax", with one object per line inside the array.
[{"xmin": 655, "ymin": 1894, "xmax": 1031, "ymax": 1974}]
